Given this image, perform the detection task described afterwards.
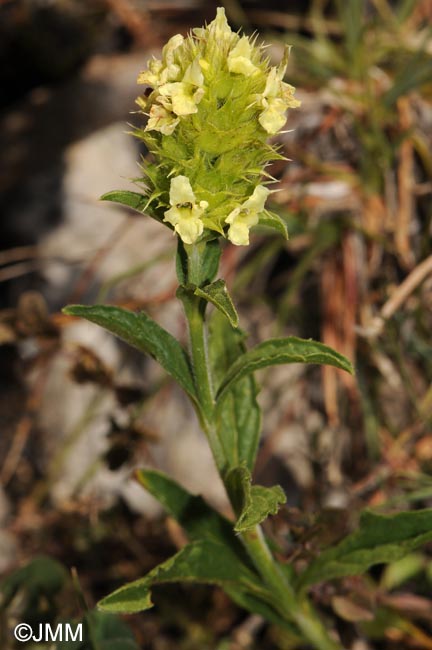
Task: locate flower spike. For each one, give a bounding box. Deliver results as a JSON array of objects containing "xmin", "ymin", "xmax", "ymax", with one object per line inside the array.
[{"xmin": 134, "ymin": 8, "xmax": 300, "ymax": 245}]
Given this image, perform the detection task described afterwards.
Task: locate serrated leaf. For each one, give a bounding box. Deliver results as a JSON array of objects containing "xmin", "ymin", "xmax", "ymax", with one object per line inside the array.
[
  {"xmin": 217, "ymin": 337, "xmax": 354, "ymax": 402},
  {"xmin": 208, "ymin": 311, "xmax": 261, "ymax": 470},
  {"xmin": 226, "ymin": 465, "xmax": 286, "ymax": 532},
  {"xmin": 298, "ymin": 508, "xmax": 432, "ymax": 589},
  {"xmin": 194, "ymin": 279, "xmax": 239, "ymax": 328},
  {"xmin": 98, "ymin": 539, "xmax": 261, "ymax": 614},
  {"xmin": 62, "ymin": 305, "xmax": 198, "ymax": 405}
]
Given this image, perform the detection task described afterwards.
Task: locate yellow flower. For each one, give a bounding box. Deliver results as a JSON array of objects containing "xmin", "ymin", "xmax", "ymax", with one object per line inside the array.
[
  {"xmin": 225, "ymin": 185, "xmax": 270, "ymax": 246},
  {"xmin": 158, "ymin": 59, "xmax": 204, "ymax": 117},
  {"xmin": 145, "ymin": 104, "xmax": 179, "ymax": 135},
  {"xmin": 137, "ymin": 58, "xmax": 164, "ymax": 86},
  {"xmin": 137, "ymin": 34, "xmax": 184, "ymax": 88},
  {"xmin": 164, "ymin": 176, "xmax": 209, "ymax": 244},
  {"xmin": 257, "ymin": 49, "xmax": 301, "ymax": 134},
  {"xmin": 227, "ymin": 36, "xmax": 259, "ymax": 76}
]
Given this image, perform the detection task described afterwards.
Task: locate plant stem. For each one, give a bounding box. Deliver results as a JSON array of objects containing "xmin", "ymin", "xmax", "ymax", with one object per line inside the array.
[
  {"xmin": 181, "ymin": 290, "xmax": 226, "ymax": 473},
  {"xmin": 182, "ymin": 244, "xmax": 342, "ymax": 650},
  {"xmin": 241, "ymin": 527, "xmax": 342, "ymax": 650}
]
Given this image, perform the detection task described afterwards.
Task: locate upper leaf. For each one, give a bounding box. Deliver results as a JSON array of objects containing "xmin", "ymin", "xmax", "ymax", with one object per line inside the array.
[
  {"xmin": 194, "ymin": 279, "xmax": 239, "ymax": 328},
  {"xmin": 216, "ymin": 336, "xmax": 354, "ymax": 401},
  {"xmin": 62, "ymin": 305, "xmax": 198, "ymax": 405},
  {"xmin": 226, "ymin": 465, "xmax": 286, "ymax": 532},
  {"xmin": 298, "ymin": 508, "xmax": 432, "ymax": 589},
  {"xmin": 100, "ymin": 190, "xmax": 161, "ymax": 223}
]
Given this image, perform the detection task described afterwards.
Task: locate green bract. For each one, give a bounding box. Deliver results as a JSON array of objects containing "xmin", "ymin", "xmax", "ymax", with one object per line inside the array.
[{"xmin": 134, "ymin": 7, "xmax": 300, "ymax": 246}]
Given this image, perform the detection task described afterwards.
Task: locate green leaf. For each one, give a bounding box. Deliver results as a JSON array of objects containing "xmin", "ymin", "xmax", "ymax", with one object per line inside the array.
[
  {"xmin": 217, "ymin": 336, "xmax": 354, "ymax": 402},
  {"xmin": 257, "ymin": 211, "xmax": 288, "ymax": 239},
  {"xmin": 208, "ymin": 310, "xmax": 261, "ymax": 470},
  {"xmin": 136, "ymin": 469, "xmax": 247, "ymax": 557},
  {"xmin": 381, "ymin": 553, "xmax": 425, "ymax": 591},
  {"xmin": 98, "ymin": 539, "xmax": 261, "ymax": 614},
  {"xmin": 100, "ymin": 190, "xmax": 161, "ymax": 222},
  {"xmin": 62, "ymin": 305, "xmax": 198, "ymax": 405},
  {"xmin": 194, "ymin": 279, "xmax": 239, "ymax": 328},
  {"xmin": 135, "ymin": 469, "xmax": 294, "ymax": 629},
  {"xmin": 298, "ymin": 508, "xmax": 432, "ymax": 589},
  {"xmin": 226, "ymin": 465, "xmax": 286, "ymax": 532}
]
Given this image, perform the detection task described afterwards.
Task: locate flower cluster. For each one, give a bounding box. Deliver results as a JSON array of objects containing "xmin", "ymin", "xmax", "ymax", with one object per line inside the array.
[{"xmin": 134, "ymin": 8, "xmax": 299, "ymax": 246}]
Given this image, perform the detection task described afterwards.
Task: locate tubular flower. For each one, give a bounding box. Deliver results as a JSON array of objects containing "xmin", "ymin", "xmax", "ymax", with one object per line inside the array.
[
  {"xmin": 225, "ymin": 185, "xmax": 270, "ymax": 246},
  {"xmin": 134, "ymin": 8, "xmax": 300, "ymax": 245},
  {"xmin": 164, "ymin": 176, "xmax": 209, "ymax": 245}
]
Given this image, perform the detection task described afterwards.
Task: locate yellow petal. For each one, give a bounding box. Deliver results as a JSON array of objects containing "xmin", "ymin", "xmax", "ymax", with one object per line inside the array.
[
  {"xmin": 228, "ymin": 37, "xmax": 258, "ymax": 76},
  {"xmin": 259, "ymin": 98, "xmax": 287, "ymax": 134},
  {"xmin": 162, "ymin": 34, "xmax": 184, "ymax": 67},
  {"xmin": 243, "ymin": 184, "xmax": 270, "ymax": 212},
  {"xmin": 164, "ymin": 176, "xmax": 207, "ymax": 244},
  {"xmin": 159, "ymin": 82, "xmax": 202, "ymax": 116},
  {"xmin": 175, "ymin": 217, "xmax": 204, "ymax": 244},
  {"xmin": 227, "ymin": 219, "xmax": 251, "ymax": 246},
  {"xmin": 169, "ymin": 175, "xmax": 196, "ymax": 205}
]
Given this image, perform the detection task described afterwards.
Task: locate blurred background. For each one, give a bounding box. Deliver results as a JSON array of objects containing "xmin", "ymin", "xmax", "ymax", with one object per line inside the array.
[{"xmin": 1, "ymin": 1, "xmax": 432, "ymax": 648}]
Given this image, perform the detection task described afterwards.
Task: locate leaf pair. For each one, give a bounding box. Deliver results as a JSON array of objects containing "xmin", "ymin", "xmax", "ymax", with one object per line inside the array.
[
  {"xmin": 63, "ymin": 302, "xmax": 354, "ymax": 475},
  {"xmin": 98, "ymin": 469, "xmax": 296, "ymax": 633}
]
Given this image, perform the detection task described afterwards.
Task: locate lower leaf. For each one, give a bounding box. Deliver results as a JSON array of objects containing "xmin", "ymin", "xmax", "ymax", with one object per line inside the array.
[
  {"xmin": 298, "ymin": 508, "xmax": 432, "ymax": 589},
  {"xmin": 97, "ymin": 539, "xmax": 262, "ymax": 614}
]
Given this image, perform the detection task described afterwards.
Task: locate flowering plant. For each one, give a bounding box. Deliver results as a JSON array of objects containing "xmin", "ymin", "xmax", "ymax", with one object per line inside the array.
[{"xmin": 64, "ymin": 9, "xmax": 432, "ymax": 650}]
